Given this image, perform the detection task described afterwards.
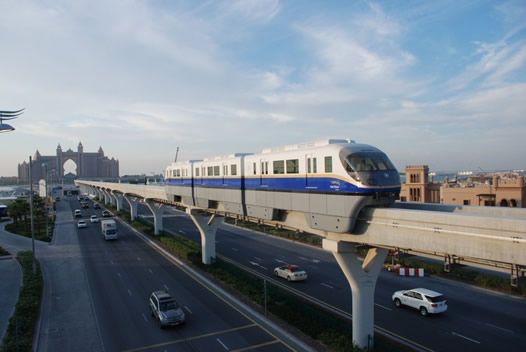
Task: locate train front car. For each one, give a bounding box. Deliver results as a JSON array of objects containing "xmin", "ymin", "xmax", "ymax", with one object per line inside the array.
[{"xmin": 338, "ymin": 144, "xmax": 401, "ymax": 203}]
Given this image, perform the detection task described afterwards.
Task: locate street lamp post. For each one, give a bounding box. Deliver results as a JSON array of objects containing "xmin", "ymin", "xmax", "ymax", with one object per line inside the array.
[
  {"xmin": 42, "ymin": 163, "xmax": 49, "ymax": 239},
  {"xmin": 29, "ymin": 156, "xmax": 36, "ymax": 274}
]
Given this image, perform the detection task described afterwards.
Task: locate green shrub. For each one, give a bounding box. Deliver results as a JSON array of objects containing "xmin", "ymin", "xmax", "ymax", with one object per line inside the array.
[{"xmin": 1, "ymin": 251, "xmax": 43, "ymax": 352}]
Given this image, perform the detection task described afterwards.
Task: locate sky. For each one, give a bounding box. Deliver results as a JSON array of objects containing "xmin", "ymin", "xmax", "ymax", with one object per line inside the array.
[{"xmin": 1, "ymin": 0, "xmax": 525, "ymax": 176}]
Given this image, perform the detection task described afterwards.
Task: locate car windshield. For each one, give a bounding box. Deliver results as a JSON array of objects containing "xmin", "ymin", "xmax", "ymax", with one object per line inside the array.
[
  {"xmin": 159, "ymin": 300, "xmax": 179, "ymax": 311},
  {"xmin": 426, "ymin": 295, "xmax": 445, "ymax": 303}
]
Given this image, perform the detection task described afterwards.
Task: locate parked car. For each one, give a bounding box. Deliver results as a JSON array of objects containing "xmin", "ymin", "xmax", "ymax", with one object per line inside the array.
[
  {"xmin": 149, "ymin": 290, "xmax": 186, "ymax": 328},
  {"xmin": 74, "ymin": 209, "xmax": 82, "ymax": 218},
  {"xmin": 392, "ymin": 288, "xmax": 447, "ymax": 316},
  {"xmin": 274, "ymin": 264, "xmax": 308, "ymax": 282},
  {"xmin": 77, "ymin": 220, "xmax": 87, "ymax": 229},
  {"xmin": 102, "ymin": 210, "xmax": 112, "ymax": 217},
  {"xmin": 93, "ymin": 203, "xmax": 100, "ymax": 209},
  {"xmin": 90, "ymin": 215, "xmax": 99, "ymax": 223}
]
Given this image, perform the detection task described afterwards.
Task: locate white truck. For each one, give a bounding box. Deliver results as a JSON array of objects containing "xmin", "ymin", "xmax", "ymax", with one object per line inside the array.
[{"xmin": 101, "ymin": 219, "xmax": 118, "ymax": 240}]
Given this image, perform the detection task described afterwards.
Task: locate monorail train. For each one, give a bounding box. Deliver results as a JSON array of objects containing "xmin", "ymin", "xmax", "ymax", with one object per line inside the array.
[{"xmin": 164, "ymin": 139, "xmax": 400, "ymax": 233}]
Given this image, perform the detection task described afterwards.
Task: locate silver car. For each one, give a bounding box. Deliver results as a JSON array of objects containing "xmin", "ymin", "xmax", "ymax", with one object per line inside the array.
[
  {"xmin": 149, "ymin": 290, "xmax": 186, "ymax": 328},
  {"xmin": 274, "ymin": 264, "xmax": 308, "ymax": 282}
]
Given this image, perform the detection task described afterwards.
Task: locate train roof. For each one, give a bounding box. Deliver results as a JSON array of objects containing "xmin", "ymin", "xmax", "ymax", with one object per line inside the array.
[
  {"xmin": 261, "ymin": 139, "xmax": 355, "ymax": 154},
  {"xmin": 203, "ymin": 153, "xmax": 253, "ymax": 161}
]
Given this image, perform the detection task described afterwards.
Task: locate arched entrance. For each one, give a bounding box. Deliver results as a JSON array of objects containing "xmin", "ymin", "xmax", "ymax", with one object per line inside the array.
[
  {"xmin": 500, "ymin": 199, "xmax": 509, "ymax": 207},
  {"xmin": 63, "ymin": 159, "xmax": 78, "ymax": 177},
  {"xmin": 510, "ymin": 199, "xmax": 517, "ymax": 207}
]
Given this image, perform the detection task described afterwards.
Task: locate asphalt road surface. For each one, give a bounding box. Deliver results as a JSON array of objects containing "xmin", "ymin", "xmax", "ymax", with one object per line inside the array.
[{"xmin": 70, "ymin": 198, "xmax": 304, "ymax": 352}]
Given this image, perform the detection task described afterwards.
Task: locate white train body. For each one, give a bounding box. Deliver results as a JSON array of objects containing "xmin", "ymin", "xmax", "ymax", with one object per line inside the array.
[{"xmin": 164, "ymin": 139, "xmax": 400, "ymax": 233}]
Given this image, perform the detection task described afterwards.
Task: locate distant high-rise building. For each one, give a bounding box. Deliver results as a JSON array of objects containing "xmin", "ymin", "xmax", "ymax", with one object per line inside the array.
[
  {"xmin": 400, "ymin": 165, "xmax": 525, "ymax": 207},
  {"xmin": 18, "ymin": 142, "xmax": 119, "ymax": 183}
]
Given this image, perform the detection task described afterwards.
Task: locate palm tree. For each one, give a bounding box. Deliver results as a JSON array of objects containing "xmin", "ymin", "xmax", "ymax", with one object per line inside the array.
[{"xmin": 7, "ymin": 198, "xmax": 29, "ymax": 226}]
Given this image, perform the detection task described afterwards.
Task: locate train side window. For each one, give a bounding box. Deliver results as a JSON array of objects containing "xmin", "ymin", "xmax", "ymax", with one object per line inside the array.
[
  {"xmin": 273, "ymin": 160, "xmax": 285, "ymax": 174},
  {"xmin": 324, "ymin": 156, "xmax": 332, "ymax": 173},
  {"xmin": 307, "ymin": 158, "xmax": 311, "ymax": 173},
  {"xmin": 213, "ymin": 166, "xmax": 220, "ymax": 176},
  {"xmin": 265, "ymin": 162, "xmax": 269, "ymax": 174},
  {"xmin": 286, "ymin": 159, "xmax": 299, "ymax": 174},
  {"xmin": 253, "ymin": 162, "xmax": 257, "ymax": 175},
  {"xmin": 195, "ymin": 168, "xmax": 200, "ymax": 177},
  {"xmin": 313, "ymin": 158, "xmax": 317, "ymax": 173},
  {"xmin": 231, "ymin": 164, "xmax": 237, "ymax": 176},
  {"xmin": 207, "ymin": 166, "xmax": 213, "ymax": 176}
]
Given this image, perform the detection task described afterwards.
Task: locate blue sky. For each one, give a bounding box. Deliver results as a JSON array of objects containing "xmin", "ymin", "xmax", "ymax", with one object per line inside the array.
[{"xmin": 1, "ymin": 0, "xmax": 525, "ymax": 176}]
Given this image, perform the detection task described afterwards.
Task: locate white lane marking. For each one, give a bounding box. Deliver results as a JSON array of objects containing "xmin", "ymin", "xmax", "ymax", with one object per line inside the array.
[
  {"xmin": 148, "ymin": 269, "xmax": 153, "ymax": 274},
  {"xmin": 253, "ymin": 256, "xmax": 262, "ymax": 261},
  {"xmin": 375, "ymin": 303, "xmax": 393, "ymax": 311},
  {"xmin": 485, "ymin": 323, "xmax": 514, "ymax": 334},
  {"xmin": 312, "ymin": 259, "xmax": 320, "ymax": 263},
  {"xmin": 321, "ymin": 283, "xmax": 334, "ymax": 289},
  {"xmin": 184, "ymin": 306, "xmax": 192, "ymax": 314},
  {"xmin": 217, "ymin": 338, "xmax": 229, "ymax": 351},
  {"xmin": 163, "ymin": 284, "xmax": 170, "ymax": 292},
  {"xmin": 274, "ymin": 259, "xmax": 286, "ymax": 263},
  {"xmin": 298, "ymin": 256, "xmax": 308, "ymax": 261},
  {"xmin": 248, "ymin": 261, "xmax": 268, "ymax": 270},
  {"xmin": 231, "ymin": 247, "xmax": 239, "ymax": 252},
  {"xmin": 127, "ymin": 289, "xmax": 132, "ymax": 296},
  {"xmin": 451, "ymin": 332, "xmax": 480, "ymax": 344},
  {"xmin": 142, "ymin": 313, "xmax": 148, "ymax": 323}
]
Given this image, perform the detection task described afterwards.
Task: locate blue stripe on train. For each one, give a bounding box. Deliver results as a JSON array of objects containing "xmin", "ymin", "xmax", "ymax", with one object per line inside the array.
[{"xmin": 165, "ymin": 177, "xmax": 400, "ymax": 194}]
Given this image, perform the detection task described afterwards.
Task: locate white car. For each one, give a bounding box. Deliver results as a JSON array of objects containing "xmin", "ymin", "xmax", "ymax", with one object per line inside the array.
[
  {"xmin": 77, "ymin": 220, "xmax": 87, "ymax": 229},
  {"xmin": 392, "ymin": 288, "xmax": 447, "ymax": 316},
  {"xmin": 90, "ymin": 215, "xmax": 99, "ymax": 223},
  {"xmin": 274, "ymin": 265, "xmax": 307, "ymax": 282}
]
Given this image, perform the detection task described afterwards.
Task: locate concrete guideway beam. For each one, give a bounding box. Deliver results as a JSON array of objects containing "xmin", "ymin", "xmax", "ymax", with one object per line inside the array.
[
  {"xmin": 186, "ymin": 208, "xmax": 223, "ymax": 265},
  {"xmin": 124, "ymin": 195, "xmax": 139, "ymax": 221},
  {"xmin": 331, "ymin": 206, "xmax": 526, "ymax": 266},
  {"xmin": 323, "ymin": 239, "xmax": 387, "ymax": 350},
  {"xmin": 144, "ymin": 199, "xmax": 165, "ymax": 235}
]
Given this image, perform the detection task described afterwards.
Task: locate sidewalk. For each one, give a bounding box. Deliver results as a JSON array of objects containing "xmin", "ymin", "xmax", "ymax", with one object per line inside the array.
[{"xmin": 0, "ymin": 200, "xmax": 103, "ymax": 352}]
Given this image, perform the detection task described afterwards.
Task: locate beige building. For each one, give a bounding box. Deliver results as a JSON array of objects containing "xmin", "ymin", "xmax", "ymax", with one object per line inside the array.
[{"xmin": 400, "ymin": 165, "xmax": 525, "ymax": 208}]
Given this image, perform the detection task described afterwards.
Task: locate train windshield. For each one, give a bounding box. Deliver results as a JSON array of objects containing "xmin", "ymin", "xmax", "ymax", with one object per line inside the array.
[
  {"xmin": 345, "ymin": 152, "xmax": 396, "ymax": 172},
  {"xmin": 342, "ymin": 152, "xmax": 400, "ymax": 186}
]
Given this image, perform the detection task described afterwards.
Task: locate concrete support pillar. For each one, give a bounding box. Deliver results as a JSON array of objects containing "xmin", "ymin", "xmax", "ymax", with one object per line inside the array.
[
  {"xmin": 124, "ymin": 195, "xmax": 138, "ymax": 221},
  {"xmin": 323, "ymin": 239, "xmax": 387, "ymax": 350},
  {"xmin": 186, "ymin": 208, "xmax": 222, "ymax": 265},
  {"xmin": 111, "ymin": 192, "xmax": 123, "ymax": 212},
  {"xmin": 101, "ymin": 190, "xmax": 111, "ymax": 205},
  {"xmin": 144, "ymin": 200, "xmax": 164, "ymax": 235},
  {"xmin": 95, "ymin": 189, "xmax": 103, "ymax": 201}
]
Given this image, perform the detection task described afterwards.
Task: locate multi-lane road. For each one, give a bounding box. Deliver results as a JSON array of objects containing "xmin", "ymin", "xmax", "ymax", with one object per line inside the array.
[
  {"xmin": 67, "ymin": 197, "xmax": 306, "ymax": 352},
  {"xmin": 133, "ymin": 203, "xmax": 526, "ymax": 352}
]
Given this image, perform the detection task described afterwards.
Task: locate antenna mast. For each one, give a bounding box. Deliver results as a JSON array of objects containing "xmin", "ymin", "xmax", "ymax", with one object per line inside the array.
[{"xmin": 174, "ymin": 147, "xmax": 179, "ymax": 163}]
